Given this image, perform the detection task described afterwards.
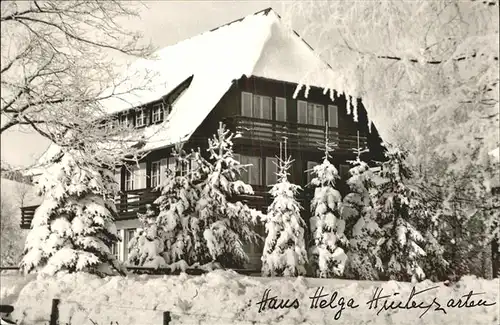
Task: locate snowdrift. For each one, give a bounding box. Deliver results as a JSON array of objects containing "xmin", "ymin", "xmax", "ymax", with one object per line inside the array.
[{"xmin": 1, "ymin": 271, "xmax": 498, "ymax": 325}]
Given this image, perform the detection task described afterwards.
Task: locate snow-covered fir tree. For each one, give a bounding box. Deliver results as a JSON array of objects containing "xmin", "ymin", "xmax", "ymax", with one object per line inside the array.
[
  {"xmin": 20, "ymin": 150, "xmax": 125, "ymax": 276},
  {"xmin": 372, "ymin": 147, "xmax": 427, "ymax": 282},
  {"xmin": 341, "ymin": 138, "xmax": 381, "ymax": 280},
  {"xmin": 262, "ymin": 142, "xmax": 308, "ymax": 277},
  {"xmin": 127, "ymin": 204, "xmax": 166, "ymax": 268},
  {"xmin": 196, "ymin": 122, "xmax": 260, "ymax": 267},
  {"xmin": 154, "ymin": 143, "xmax": 210, "ymax": 265},
  {"xmin": 308, "ymin": 127, "xmax": 348, "ymax": 278}
]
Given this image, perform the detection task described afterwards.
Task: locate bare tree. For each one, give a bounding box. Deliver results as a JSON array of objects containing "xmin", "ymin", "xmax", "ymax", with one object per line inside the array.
[
  {"xmin": 1, "ymin": 1, "xmax": 157, "ymax": 169},
  {"xmin": 282, "ymin": 0, "xmax": 499, "ymax": 173}
]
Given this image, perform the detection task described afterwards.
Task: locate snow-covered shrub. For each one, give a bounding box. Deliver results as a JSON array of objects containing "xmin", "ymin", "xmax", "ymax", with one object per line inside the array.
[
  {"xmin": 155, "ymin": 144, "xmax": 210, "ymax": 265},
  {"xmin": 196, "ymin": 122, "xmax": 260, "ymax": 267},
  {"xmin": 20, "ymin": 151, "xmax": 124, "ymax": 276},
  {"xmin": 371, "ymin": 147, "xmax": 427, "ymax": 282},
  {"xmin": 341, "ymin": 150, "xmax": 381, "ymax": 280},
  {"xmin": 127, "ymin": 205, "xmax": 166, "ymax": 268},
  {"xmin": 262, "ymin": 151, "xmax": 307, "ymax": 277},
  {"xmin": 308, "ymin": 135, "xmax": 347, "ymax": 278}
]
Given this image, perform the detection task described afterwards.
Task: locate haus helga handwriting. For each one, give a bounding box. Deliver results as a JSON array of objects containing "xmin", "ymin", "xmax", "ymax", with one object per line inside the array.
[{"xmin": 256, "ymin": 286, "xmax": 497, "ymax": 321}]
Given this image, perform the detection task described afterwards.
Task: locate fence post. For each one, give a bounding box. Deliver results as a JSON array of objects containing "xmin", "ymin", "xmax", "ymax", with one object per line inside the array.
[
  {"xmin": 50, "ymin": 299, "xmax": 60, "ymax": 325},
  {"xmin": 163, "ymin": 311, "xmax": 171, "ymax": 325}
]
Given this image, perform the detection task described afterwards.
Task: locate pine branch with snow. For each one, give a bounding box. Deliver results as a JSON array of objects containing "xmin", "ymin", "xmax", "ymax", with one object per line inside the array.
[
  {"xmin": 371, "ymin": 147, "xmax": 427, "ymax": 282},
  {"xmin": 197, "ymin": 122, "xmax": 260, "ymax": 267},
  {"xmin": 341, "ymin": 150, "xmax": 381, "ymax": 280},
  {"xmin": 308, "ymin": 129, "xmax": 348, "ymax": 278},
  {"xmin": 19, "ymin": 150, "xmax": 125, "ymax": 276},
  {"xmin": 127, "ymin": 204, "xmax": 166, "ymax": 268},
  {"xmin": 262, "ymin": 151, "xmax": 308, "ymax": 277},
  {"xmin": 154, "ymin": 143, "xmax": 210, "ymax": 266}
]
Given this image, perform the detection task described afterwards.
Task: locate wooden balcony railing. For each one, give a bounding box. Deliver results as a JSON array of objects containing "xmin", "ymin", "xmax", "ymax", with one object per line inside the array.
[
  {"xmin": 222, "ymin": 116, "xmax": 367, "ymax": 151},
  {"xmin": 20, "ymin": 186, "xmax": 315, "ymax": 229}
]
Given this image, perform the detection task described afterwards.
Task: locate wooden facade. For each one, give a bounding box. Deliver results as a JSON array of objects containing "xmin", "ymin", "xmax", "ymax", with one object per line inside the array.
[{"xmin": 20, "ymin": 75, "xmax": 384, "ymax": 268}]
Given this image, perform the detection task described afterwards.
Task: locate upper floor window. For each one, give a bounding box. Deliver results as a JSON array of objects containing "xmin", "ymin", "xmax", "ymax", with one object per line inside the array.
[
  {"xmin": 135, "ymin": 109, "xmax": 148, "ymax": 127},
  {"xmin": 275, "ymin": 97, "xmax": 286, "ymax": 122},
  {"xmin": 241, "ymin": 92, "xmax": 272, "ymax": 120},
  {"xmin": 152, "ymin": 103, "xmax": 165, "ymax": 123},
  {"xmin": 298, "ymin": 101, "xmax": 325, "ymax": 126},
  {"xmin": 120, "ymin": 114, "xmax": 133, "ymax": 128},
  {"xmin": 234, "ymin": 154, "xmax": 262, "ymax": 185},
  {"xmin": 328, "ymin": 105, "xmax": 338, "ymax": 128}
]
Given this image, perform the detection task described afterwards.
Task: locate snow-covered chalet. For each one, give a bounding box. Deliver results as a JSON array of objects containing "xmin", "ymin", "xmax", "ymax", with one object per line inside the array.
[{"xmin": 21, "ymin": 8, "xmax": 385, "ymax": 270}]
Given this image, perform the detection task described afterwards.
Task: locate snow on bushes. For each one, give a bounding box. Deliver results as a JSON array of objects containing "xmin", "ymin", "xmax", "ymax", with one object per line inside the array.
[
  {"xmin": 308, "ymin": 129, "xmax": 347, "ymax": 278},
  {"xmin": 19, "ymin": 150, "xmax": 124, "ymax": 276},
  {"xmin": 262, "ymin": 146, "xmax": 308, "ymax": 277}
]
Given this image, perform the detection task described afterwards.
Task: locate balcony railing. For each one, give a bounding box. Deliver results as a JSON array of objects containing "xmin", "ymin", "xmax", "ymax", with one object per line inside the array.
[
  {"xmin": 223, "ymin": 116, "xmax": 367, "ymax": 151},
  {"xmin": 20, "ymin": 185, "xmax": 314, "ymax": 229}
]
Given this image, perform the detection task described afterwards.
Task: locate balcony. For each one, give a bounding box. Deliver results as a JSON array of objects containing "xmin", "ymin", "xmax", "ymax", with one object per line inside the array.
[
  {"xmin": 223, "ymin": 116, "xmax": 367, "ymax": 152},
  {"xmin": 20, "ymin": 186, "xmax": 314, "ymax": 229}
]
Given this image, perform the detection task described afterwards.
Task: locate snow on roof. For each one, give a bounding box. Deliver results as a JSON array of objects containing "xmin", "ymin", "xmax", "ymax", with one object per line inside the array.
[
  {"xmin": 33, "ymin": 8, "xmax": 337, "ymax": 168},
  {"xmin": 98, "ymin": 8, "xmax": 335, "ymax": 149}
]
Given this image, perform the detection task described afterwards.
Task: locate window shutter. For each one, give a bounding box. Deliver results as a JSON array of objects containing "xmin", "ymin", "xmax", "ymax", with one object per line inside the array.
[
  {"xmin": 275, "ymin": 97, "xmax": 286, "ymax": 121},
  {"xmin": 297, "ymin": 101, "xmax": 307, "ymax": 124},
  {"xmin": 248, "ymin": 156, "xmax": 262, "ymax": 185},
  {"xmin": 266, "ymin": 157, "xmax": 278, "ymax": 185},
  {"xmin": 241, "ymin": 92, "xmax": 253, "ymax": 117},
  {"xmin": 114, "ymin": 168, "xmax": 121, "ymax": 191},
  {"xmin": 328, "ymin": 105, "xmax": 338, "ymax": 128},
  {"xmin": 262, "ymin": 96, "xmax": 272, "ymax": 120}
]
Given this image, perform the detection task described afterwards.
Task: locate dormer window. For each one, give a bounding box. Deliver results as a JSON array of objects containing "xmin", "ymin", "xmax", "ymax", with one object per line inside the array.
[
  {"xmin": 152, "ymin": 103, "xmax": 165, "ymax": 123},
  {"xmin": 135, "ymin": 108, "xmax": 148, "ymax": 128}
]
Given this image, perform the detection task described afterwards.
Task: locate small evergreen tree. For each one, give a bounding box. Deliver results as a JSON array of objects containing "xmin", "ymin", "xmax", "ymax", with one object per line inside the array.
[
  {"xmin": 128, "ymin": 204, "xmax": 166, "ymax": 268},
  {"xmin": 341, "ymin": 140, "xmax": 381, "ymax": 280},
  {"xmin": 308, "ymin": 127, "xmax": 347, "ymax": 278},
  {"xmin": 372, "ymin": 147, "xmax": 427, "ymax": 282},
  {"xmin": 262, "ymin": 142, "xmax": 308, "ymax": 277},
  {"xmin": 20, "ymin": 150, "xmax": 125, "ymax": 276},
  {"xmin": 154, "ymin": 143, "xmax": 210, "ymax": 265},
  {"xmin": 196, "ymin": 122, "xmax": 260, "ymax": 267}
]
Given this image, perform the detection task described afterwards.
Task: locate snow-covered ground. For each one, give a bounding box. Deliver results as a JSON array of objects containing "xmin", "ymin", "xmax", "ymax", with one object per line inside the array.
[{"xmin": 0, "ymin": 270, "xmax": 498, "ymax": 325}]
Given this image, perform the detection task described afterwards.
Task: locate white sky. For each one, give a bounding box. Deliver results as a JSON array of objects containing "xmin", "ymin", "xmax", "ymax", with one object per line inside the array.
[{"xmin": 0, "ymin": 0, "xmax": 282, "ymax": 168}]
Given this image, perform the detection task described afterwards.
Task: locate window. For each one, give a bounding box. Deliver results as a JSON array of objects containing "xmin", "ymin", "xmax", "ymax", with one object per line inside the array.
[
  {"xmin": 253, "ymin": 95, "xmax": 272, "ymax": 119},
  {"xmin": 242, "ymin": 92, "xmax": 253, "ymax": 117},
  {"xmin": 111, "ymin": 243, "xmax": 118, "ymax": 259},
  {"xmin": 151, "ymin": 158, "xmax": 176, "ymax": 188},
  {"xmin": 339, "ymin": 164, "xmax": 350, "ymax": 180},
  {"xmin": 328, "ymin": 105, "xmax": 338, "ymax": 128},
  {"xmin": 135, "ymin": 109, "xmax": 148, "ymax": 127},
  {"xmin": 297, "ymin": 100, "xmax": 325, "ymax": 126},
  {"xmin": 124, "ymin": 163, "xmax": 146, "ymax": 190},
  {"xmin": 241, "ymin": 92, "xmax": 272, "ymax": 119},
  {"xmin": 307, "ymin": 161, "xmax": 319, "ymax": 183},
  {"xmin": 123, "ymin": 228, "xmax": 136, "ymax": 262},
  {"xmin": 152, "ymin": 103, "xmax": 165, "ymax": 123},
  {"xmin": 266, "ymin": 157, "xmax": 278, "ymax": 185},
  {"xmin": 275, "ymin": 97, "xmax": 286, "ymax": 122},
  {"xmin": 151, "ymin": 161, "xmax": 161, "ymax": 188},
  {"xmin": 235, "ymin": 154, "xmax": 262, "ymax": 185},
  {"xmin": 120, "ymin": 114, "xmax": 133, "ymax": 128}
]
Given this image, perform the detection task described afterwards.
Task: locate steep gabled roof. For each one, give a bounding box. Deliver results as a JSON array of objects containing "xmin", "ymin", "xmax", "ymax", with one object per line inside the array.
[
  {"xmin": 33, "ymin": 8, "xmax": 337, "ymax": 169},
  {"xmin": 97, "ymin": 8, "xmax": 336, "ymax": 152}
]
